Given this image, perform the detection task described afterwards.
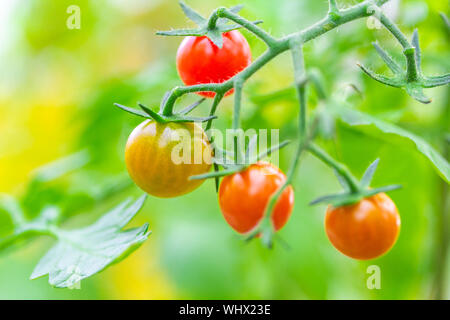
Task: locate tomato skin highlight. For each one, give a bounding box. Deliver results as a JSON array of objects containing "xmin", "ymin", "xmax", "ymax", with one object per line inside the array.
[
  {"xmin": 125, "ymin": 120, "xmax": 212, "ymax": 198},
  {"xmin": 218, "ymin": 162, "xmax": 294, "ymax": 234},
  {"xmin": 325, "ymin": 193, "xmax": 400, "ymax": 260},
  {"xmin": 176, "ymin": 30, "xmax": 252, "ymax": 98}
]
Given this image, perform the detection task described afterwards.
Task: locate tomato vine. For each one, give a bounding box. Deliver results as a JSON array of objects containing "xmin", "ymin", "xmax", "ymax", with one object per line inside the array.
[{"xmin": 114, "ymin": 0, "xmax": 448, "ymax": 246}]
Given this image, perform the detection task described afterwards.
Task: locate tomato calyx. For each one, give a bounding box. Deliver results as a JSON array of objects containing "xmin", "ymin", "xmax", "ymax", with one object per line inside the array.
[
  {"xmin": 189, "ymin": 136, "xmax": 290, "ymax": 181},
  {"xmin": 310, "ymin": 158, "xmax": 402, "ymax": 208},
  {"xmin": 156, "ymin": 2, "xmax": 262, "ymax": 48},
  {"xmin": 358, "ymin": 30, "xmax": 450, "ymax": 104},
  {"xmin": 114, "ymin": 100, "xmax": 216, "ymax": 124}
]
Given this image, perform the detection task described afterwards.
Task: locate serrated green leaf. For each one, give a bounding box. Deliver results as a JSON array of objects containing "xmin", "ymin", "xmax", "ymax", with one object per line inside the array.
[
  {"xmin": 332, "ymin": 106, "xmax": 450, "ymax": 183},
  {"xmin": 360, "ymin": 158, "xmax": 380, "ymax": 188},
  {"xmin": 30, "ymin": 196, "xmax": 150, "ymax": 288}
]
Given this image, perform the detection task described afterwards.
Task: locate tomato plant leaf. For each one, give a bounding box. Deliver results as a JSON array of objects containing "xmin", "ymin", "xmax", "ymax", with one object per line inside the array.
[
  {"xmin": 333, "ymin": 106, "xmax": 450, "ymax": 183},
  {"xmin": 30, "ymin": 196, "xmax": 150, "ymax": 288}
]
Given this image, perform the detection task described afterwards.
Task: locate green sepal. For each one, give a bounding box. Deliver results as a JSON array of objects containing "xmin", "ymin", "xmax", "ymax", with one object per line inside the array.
[
  {"xmin": 177, "ymin": 98, "xmax": 206, "ymax": 115},
  {"xmin": 423, "ymin": 74, "xmax": 450, "ymax": 88},
  {"xmin": 404, "ymin": 84, "xmax": 432, "ymax": 104},
  {"xmin": 372, "ymin": 42, "xmax": 403, "ymax": 75},
  {"xmin": 189, "ymin": 166, "xmax": 244, "ymax": 181},
  {"xmin": 156, "ymin": 2, "xmax": 262, "ymax": 48},
  {"xmin": 310, "ymin": 184, "xmax": 402, "ymax": 207},
  {"xmin": 115, "ymin": 102, "xmax": 216, "ymax": 123},
  {"xmin": 114, "ymin": 103, "xmax": 149, "ymax": 119},
  {"xmin": 179, "ymin": 1, "xmax": 206, "ymax": 24},
  {"xmin": 311, "ymin": 158, "xmax": 401, "ymax": 207},
  {"xmin": 359, "ymin": 32, "xmax": 449, "ymax": 104},
  {"xmin": 360, "ymin": 158, "xmax": 380, "ymax": 188}
]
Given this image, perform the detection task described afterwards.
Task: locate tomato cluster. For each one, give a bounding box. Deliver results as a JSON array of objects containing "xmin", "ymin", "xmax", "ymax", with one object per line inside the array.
[{"xmin": 122, "ymin": 30, "xmax": 400, "ymax": 260}]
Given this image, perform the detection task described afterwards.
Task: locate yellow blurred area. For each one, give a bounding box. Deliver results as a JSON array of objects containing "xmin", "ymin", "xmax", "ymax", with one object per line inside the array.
[
  {"xmin": 0, "ymin": 0, "xmax": 175, "ymax": 297},
  {"xmin": 103, "ymin": 241, "xmax": 178, "ymax": 299},
  {"xmin": 0, "ymin": 102, "xmax": 76, "ymax": 192}
]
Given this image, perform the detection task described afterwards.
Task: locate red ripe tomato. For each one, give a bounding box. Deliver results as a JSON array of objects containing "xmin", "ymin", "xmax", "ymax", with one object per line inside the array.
[
  {"xmin": 176, "ymin": 30, "xmax": 252, "ymax": 98},
  {"xmin": 218, "ymin": 161, "xmax": 294, "ymax": 234},
  {"xmin": 325, "ymin": 193, "xmax": 401, "ymax": 260}
]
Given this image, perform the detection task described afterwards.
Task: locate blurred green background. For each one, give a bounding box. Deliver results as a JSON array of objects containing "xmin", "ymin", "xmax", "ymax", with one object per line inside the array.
[{"xmin": 0, "ymin": 0, "xmax": 448, "ymax": 299}]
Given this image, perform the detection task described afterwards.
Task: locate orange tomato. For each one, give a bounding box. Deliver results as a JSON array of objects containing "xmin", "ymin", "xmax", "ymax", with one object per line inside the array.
[
  {"xmin": 125, "ymin": 120, "xmax": 212, "ymax": 198},
  {"xmin": 325, "ymin": 192, "xmax": 400, "ymax": 260},
  {"xmin": 218, "ymin": 161, "xmax": 294, "ymax": 234}
]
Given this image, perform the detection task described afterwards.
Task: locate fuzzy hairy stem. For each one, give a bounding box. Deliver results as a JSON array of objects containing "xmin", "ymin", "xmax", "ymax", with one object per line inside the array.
[{"xmin": 253, "ymin": 40, "xmax": 308, "ymax": 246}]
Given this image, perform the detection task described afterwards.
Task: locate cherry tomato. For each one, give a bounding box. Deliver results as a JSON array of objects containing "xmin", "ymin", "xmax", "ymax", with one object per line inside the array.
[
  {"xmin": 218, "ymin": 161, "xmax": 294, "ymax": 234},
  {"xmin": 125, "ymin": 120, "xmax": 212, "ymax": 198},
  {"xmin": 176, "ymin": 30, "xmax": 252, "ymax": 98},
  {"xmin": 325, "ymin": 193, "xmax": 400, "ymax": 260}
]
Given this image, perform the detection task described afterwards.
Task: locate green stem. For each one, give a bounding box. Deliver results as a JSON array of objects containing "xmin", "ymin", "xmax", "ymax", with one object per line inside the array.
[
  {"xmin": 374, "ymin": 7, "xmax": 420, "ymax": 82},
  {"xmin": 251, "ymin": 41, "xmax": 309, "ymax": 246},
  {"xmin": 205, "ymin": 93, "xmax": 224, "ymax": 132},
  {"xmin": 404, "ymin": 47, "xmax": 420, "ymax": 82},
  {"xmin": 162, "ymin": 83, "xmax": 232, "ymax": 116},
  {"xmin": 376, "ymin": 9, "xmax": 410, "ymax": 49},
  {"xmin": 328, "ymin": 0, "xmax": 339, "ymax": 13},
  {"xmin": 207, "ymin": 8, "xmax": 221, "ymax": 30},
  {"xmin": 308, "ymin": 143, "xmax": 360, "ymax": 193}
]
